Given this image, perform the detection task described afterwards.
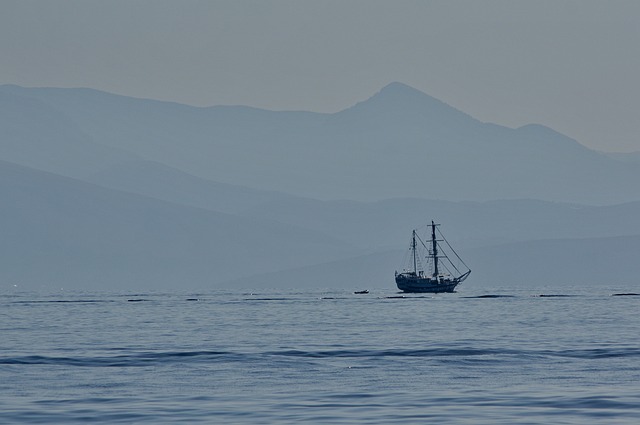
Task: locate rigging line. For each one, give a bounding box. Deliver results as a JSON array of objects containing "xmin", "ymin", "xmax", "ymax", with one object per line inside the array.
[
  {"xmin": 417, "ymin": 231, "xmax": 438, "ymax": 274},
  {"xmin": 440, "ymin": 261, "xmax": 453, "ymax": 275},
  {"xmin": 447, "ymin": 258, "xmax": 463, "ymax": 275},
  {"xmin": 401, "ymin": 232, "xmax": 426, "ymax": 272},
  {"xmin": 400, "ymin": 248, "xmax": 409, "ymax": 270},
  {"xmin": 438, "ymin": 239, "xmax": 463, "ymax": 275},
  {"xmin": 414, "ymin": 232, "xmax": 429, "ymax": 250},
  {"xmin": 401, "ymin": 238, "xmax": 416, "ymax": 271},
  {"xmin": 437, "ymin": 228, "xmax": 470, "ymax": 270}
]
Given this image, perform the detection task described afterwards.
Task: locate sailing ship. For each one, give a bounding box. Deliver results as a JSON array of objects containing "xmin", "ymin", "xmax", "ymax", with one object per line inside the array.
[{"xmin": 395, "ymin": 221, "xmax": 471, "ymax": 293}]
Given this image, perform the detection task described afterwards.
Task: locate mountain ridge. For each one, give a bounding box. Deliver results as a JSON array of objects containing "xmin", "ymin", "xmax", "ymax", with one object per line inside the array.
[
  {"xmin": 0, "ymin": 159, "xmax": 358, "ymax": 289},
  {"xmin": 218, "ymin": 233, "xmax": 640, "ymax": 290},
  {"xmin": 9, "ymin": 82, "xmax": 635, "ymax": 203},
  {"xmin": 3, "ymin": 83, "xmax": 640, "ymax": 290}
]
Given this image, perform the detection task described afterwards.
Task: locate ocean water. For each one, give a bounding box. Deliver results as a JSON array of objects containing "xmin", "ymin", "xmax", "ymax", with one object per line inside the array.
[{"xmin": 1, "ymin": 286, "xmax": 639, "ymax": 424}]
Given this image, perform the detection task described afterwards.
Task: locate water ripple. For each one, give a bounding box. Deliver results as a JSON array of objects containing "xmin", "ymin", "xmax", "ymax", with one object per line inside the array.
[{"xmin": 3, "ymin": 346, "xmax": 639, "ymax": 367}]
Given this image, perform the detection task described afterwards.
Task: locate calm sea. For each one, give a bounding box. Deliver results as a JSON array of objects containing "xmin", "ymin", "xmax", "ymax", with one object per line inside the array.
[{"xmin": 1, "ymin": 285, "xmax": 638, "ymax": 424}]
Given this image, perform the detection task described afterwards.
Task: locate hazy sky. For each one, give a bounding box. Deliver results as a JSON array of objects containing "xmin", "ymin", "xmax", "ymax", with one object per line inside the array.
[{"xmin": 1, "ymin": 0, "xmax": 639, "ymax": 152}]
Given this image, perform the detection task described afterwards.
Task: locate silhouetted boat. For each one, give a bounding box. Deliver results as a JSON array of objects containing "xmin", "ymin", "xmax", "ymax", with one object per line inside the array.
[
  {"xmin": 395, "ymin": 221, "xmax": 471, "ymax": 293},
  {"xmin": 354, "ymin": 290, "xmax": 369, "ymax": 294}
]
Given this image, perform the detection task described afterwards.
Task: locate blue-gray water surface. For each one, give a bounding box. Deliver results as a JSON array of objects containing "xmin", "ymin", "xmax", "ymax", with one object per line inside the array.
[{"xmin": 1, "ymin": 285, "xmax": 639, "ymax": 424}]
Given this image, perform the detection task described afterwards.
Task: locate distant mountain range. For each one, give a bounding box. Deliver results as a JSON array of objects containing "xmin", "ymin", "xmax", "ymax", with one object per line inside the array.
[
  {"xmin": 221, "ymin": 234, "xmax": 640, "ymax": 291},
  {"xmin": 0, "ymin": 160, "xmax": 357, "ymax": 289},
  {"xmin": 1, "ymin": 83, "xmax": 639, "ymax": 291},
  {"xmin": 604, "ymin": 151, "xmax": 640, "ymax": 165},
  {"xmin": 3, "ymin": 82, "xmax": 640, "ymax": 204}
]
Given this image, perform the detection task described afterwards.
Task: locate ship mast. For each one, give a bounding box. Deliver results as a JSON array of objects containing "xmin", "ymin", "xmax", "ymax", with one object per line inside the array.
[
  {"xmin": 431, "ymin": 221, "xmax": 439, "ymax": 278},
  {"xmin": 412, "ymin": 229, "xmax": 418, "ymax": 275}
]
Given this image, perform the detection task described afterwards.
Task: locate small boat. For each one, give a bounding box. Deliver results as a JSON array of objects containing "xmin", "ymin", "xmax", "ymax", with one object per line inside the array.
[
  {"xmin": 354, "ymin": 290, "xmax": 369, "ymax": 294},
  {"xmin": 395, "ymin": 221, "xmax": 470, "ymax": 293}
]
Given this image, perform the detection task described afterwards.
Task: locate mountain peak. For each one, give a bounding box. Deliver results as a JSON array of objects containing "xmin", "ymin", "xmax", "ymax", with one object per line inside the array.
[
  {"xmin": 378, "ymin": 81, "xmax": 422, "ymax": 95},
  {"xmin": 339, "ymin": 82, "xmax": 476, "ymax": 126},
  {"xmin": 373, "ymin": 81, "xmax": 439, "ymax": 104}
]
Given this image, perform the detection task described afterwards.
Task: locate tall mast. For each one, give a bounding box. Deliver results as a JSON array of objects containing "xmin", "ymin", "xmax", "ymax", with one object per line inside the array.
[
  {"xmin": 431, "ymin": 221, "xmax": 439, "ymax": 278},
  {"xmin": 412, "ymin": 229, "xmax": 417, "ymax": 274}
]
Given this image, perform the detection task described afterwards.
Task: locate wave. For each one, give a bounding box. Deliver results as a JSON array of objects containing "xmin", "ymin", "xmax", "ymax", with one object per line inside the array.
[
  {"xmin": 0, "ymin": 351, "xmax": 240, "ymax": 367},
  {"xmin": 3, "ymin": 346, "xmax": 639, "ymax": 367},
  {"xmin": 463, "ymin": 295, "xmax": 516, "ymax": 298},
  {"xmin": 533, "ymin": 294, "xmax": 579, "ymax": 298},
  {"xmin": 242, "ymin": 297, "xmax": 293, "ymax": 301},
  {"xmin": 383, "ymin": 295, "xmax": 433, "ymax": 299},
  {"xmin": 11, "ymin": 299, "xmax": 113, "ymax": 304}
]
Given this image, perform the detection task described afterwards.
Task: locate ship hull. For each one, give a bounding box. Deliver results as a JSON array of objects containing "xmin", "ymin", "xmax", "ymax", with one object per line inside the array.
[{"xmin": 395, "ymin": 275, "xmax": 459, "ymax": 293}]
